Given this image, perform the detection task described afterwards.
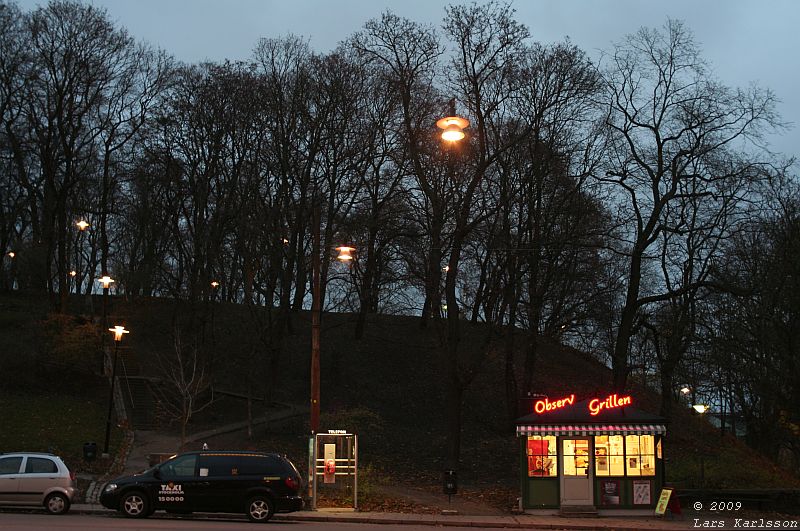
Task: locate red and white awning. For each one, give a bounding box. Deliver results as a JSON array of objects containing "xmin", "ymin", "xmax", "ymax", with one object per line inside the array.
[{"xmin": 516, "ymin": 424, "xmax": 667, "ymax": 437}]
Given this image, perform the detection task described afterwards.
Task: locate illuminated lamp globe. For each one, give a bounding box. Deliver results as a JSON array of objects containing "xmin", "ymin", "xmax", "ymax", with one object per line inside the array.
[
  {"xmin": 692, "ymin": 404, "xmax": 709, "ymax": 414},
  {"xmin": 436, "ymin": 116, "xmax": 469, "ymax": 142},
  {"xmin": 336, "ymin": 246, "xmax": 355, "ymax": 262},
  {"xmin": 108, "ymin": 325, "xmax": 129, "ymax": 342}
]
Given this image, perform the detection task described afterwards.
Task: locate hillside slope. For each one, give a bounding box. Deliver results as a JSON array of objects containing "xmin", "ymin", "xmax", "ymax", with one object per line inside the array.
[{"xmin": 1, "ymin": 292, "xmax": 798, "ymax": 499}]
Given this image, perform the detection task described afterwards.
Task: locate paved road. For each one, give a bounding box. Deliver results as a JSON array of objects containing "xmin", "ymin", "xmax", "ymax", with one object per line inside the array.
[{"xmin": 0, "ymin": 513, "xmax": 486, "ymax": 531}]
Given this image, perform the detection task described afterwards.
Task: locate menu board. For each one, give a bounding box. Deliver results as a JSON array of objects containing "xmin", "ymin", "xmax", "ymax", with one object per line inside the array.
[{"xmin": 654, "ymin": 487, "xmax": 673, "ymax": 516}]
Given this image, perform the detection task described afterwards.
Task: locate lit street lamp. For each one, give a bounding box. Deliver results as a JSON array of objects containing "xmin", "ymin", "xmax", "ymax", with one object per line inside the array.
[
  {"xmin": 693, "ymin": 403, "xmax": 709, "ymax": 486},
  {"xmin": 311, "ymin": 240, "xmax": 356, "ymax": 434},
  {"xmin": 103, "ymin": 325, "xmax": 129, "ymax": 458},
  {"xmin": 97, "ymin": 275, "xmax": 115, "ymax": 345},
  {"xmin": 75, "ymin": 221, "xmax": 89, "ymax": 294},
  {"xmin": 436, "ymin": 98, "xmax": 470, "ymax": 142}
]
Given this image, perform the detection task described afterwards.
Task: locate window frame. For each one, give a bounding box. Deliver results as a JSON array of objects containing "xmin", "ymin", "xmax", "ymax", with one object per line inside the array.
[{"xmin": 526, "ymin": 435, "xmax": 557, "ymax": 478}]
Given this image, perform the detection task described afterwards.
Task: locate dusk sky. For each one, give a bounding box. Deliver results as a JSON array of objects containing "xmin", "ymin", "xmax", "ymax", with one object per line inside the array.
[{"xmin": 15, "ymin": 0, "xmax": 800, "ymax": 158}]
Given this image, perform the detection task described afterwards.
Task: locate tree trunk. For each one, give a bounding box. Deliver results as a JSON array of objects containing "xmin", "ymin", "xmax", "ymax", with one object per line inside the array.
[{"xmin": 612, "ymin": 249, "xmax": 644, "ymax": 391}]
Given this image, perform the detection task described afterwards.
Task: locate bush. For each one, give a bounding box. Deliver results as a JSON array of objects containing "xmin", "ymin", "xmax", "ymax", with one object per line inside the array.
[{"xmin": 41, "ymin": 313, "xmax": 100, "ymax": 372}]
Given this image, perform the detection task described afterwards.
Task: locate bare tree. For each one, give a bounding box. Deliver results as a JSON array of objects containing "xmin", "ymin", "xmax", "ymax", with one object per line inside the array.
[
  {"xmin": 598, "ymin": 19, "xmax": 782, "ymax": 391},
  {"xmin": 153, "ymin": 322, "xmax": 214, "ymax": 449}
]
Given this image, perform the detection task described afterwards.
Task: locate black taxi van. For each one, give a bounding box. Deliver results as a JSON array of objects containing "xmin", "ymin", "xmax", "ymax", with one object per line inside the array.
[{"xmin": 100, "ymin": 451, "xmax": 303, "ymax": 522}]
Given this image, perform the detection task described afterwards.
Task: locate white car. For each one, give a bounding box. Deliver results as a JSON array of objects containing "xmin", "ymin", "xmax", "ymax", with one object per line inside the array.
[{"xmin": 0, "ymin": 452, "xmax": 77, "ymax": 514}]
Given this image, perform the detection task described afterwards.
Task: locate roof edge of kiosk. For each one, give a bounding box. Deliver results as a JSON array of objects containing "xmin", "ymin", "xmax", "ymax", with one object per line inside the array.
[{"xmin": 515, "ymin": 395, "xmax": 667, "ymax": 436}]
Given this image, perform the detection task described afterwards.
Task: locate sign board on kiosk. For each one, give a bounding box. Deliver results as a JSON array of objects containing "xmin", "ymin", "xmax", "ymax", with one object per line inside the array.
[{"xmin": 654, "ymin": 487, "xmax": 673, "ymax": 516}]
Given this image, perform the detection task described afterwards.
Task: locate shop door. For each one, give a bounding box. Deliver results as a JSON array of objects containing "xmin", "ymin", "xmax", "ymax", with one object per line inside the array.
[{"xmin": 560, "ymin": 438, "xmax": 593, "ymax": 506}]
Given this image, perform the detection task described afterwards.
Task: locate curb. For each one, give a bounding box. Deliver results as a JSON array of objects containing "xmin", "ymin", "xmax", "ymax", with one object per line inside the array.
[{"xmin": 64, "ymin": 505, "xmax": 688, "ymax": 530}]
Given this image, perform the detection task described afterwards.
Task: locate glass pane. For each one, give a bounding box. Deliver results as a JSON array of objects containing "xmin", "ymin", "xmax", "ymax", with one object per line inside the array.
[
  {"xmin": 609, "ymin": 435, "xmax": 624, "ymax": 455},
  {"xmin": 527, "ymin": 436, "xmax": 556, "ymax": 477},
  {"xmin": 563, "ymin": 454, "xmax": 577, "ymax": 475},
  {"xmin": 625, "ymin": 435, "xmax": 640, "ymax": 455},
  {"xmin": 594, "ymin": 436, "xmax": 609, "ymax": 476},
  {"xmin": 626, "ymin": 455, "xmax": 641, "ymax": 476},
  {"xmin": 641, "ymin": 435, "xmax": 655, "ymax": 455},
  {"xmin": 562, "ymin": 439, "xmax": 589, "ymax": 476},
  {"xmin": 161, "ymin": 454, "xmax": 197, "ymax": 477},
  {"xmin": 609, "ymin": 455, "xmax": 625, "ymax": 476},
  {"xmin": 198, "ymin": 455, "xmax": 238, "ymax": 476},
  {"xmin": 0, "ymin": 456, "xmax": 22, "ymax": 475},
  {"xmin": 25, "ymin": 457, "xmax": 57, "ymax": 473},
  {"xmin": 641, "ymin": 455, "xmax": 656, "ymax": 475}
]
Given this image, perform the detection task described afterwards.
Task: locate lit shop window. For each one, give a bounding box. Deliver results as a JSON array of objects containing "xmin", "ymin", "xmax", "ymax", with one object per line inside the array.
[
  {"xmin": 625, "ymin": 435, "xmax": 656, "ymax": 476},
  {"xmin": 526, "ymin": 436, "xmax": 556, "ymax": 477},
  {"xmin": 594, "ymin": 435, "xmax": 625, "ymax": 476},
  {"xmin": 562, "ymin": 439, "xmax": 590, "ymax": 476}
]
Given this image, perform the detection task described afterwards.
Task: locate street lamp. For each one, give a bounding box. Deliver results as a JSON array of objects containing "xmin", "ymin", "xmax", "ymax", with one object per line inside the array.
[
  {"xmin": 97, "ymin": 275, "xmax": 115, "ymax": 345},
  {"xmin": 75, "ymin": 221, "xmax": 89, "ymax": 294},
  {"xmin": 335, "ymin": 246, "xmax": 355, "ymax": 262},
  {"xmin": 103, "ymin": 325, "xmax": 129, "ymax": 457},
  {"xmin": 436, "ymin": 116, "xmax": 470, "ymax": 142},
  {"xmin": 436, "ymin": 98, "xmax": 469, "ymax": 143},
  {"xmin": 692, "ymin": 403, "xmax": 709, "ymax": 486},
  {"xmin": 311, "ymin": 238, "xmax": 356, "ymax": 434}
]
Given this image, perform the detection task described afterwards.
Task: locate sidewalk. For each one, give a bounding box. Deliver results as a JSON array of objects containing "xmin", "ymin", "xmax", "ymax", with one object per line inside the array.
[
  {"xmin": 81, "ymin": 404, "xmax": 688, "ymax": 529},
  {"xmin": 68, "ymin": 504, "xmax": 689, "ymax": 530}
]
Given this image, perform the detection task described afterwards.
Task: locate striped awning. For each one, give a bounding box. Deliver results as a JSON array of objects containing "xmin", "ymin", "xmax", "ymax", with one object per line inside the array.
[{"xmin": 516, "ymin": 424, "xmax": 667, "ymax": 437}]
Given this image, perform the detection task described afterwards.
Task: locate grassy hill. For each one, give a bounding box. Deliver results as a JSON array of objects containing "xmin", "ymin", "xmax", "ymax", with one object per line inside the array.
[{"xmin": 1, "ymin": 291, "xmax": 798, "ymax": 510}]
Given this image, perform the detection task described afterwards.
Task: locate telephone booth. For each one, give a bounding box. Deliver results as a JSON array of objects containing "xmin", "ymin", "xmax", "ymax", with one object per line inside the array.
[{"xmin": 311, "ymin": 430, "xmax": 358, "ymax": 511}]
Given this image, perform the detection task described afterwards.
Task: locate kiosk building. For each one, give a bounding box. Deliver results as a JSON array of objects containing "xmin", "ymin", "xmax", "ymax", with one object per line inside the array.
[{"xmin": 516, "ymin": 393, "xmax": 666, "ymax": 514}]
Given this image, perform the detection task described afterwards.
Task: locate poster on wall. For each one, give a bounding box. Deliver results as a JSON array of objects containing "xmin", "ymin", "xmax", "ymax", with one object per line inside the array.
[
  {"xmin": 595, "ymin": 447, "xmax": 607, "ymax": 473},
  {"xmin": 600, "ymin": 479, "xmax": 621, "ymax": 505},
  {"xmin": 633, "ymin": 480, "xmax": 651, "ymax": 505}
]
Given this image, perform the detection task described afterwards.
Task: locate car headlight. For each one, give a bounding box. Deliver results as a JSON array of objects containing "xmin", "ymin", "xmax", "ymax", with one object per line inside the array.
[{"xmin": 104, "ymin": 483, "xmax": 118, "ymax": 492}]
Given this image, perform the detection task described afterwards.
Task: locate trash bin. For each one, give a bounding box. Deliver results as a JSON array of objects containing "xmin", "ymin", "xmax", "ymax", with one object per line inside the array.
[
  {"xmin": 83, "ymin": 442, "xmax": 97, "ymax": 461},
  {"xmin": 443, "ymin": 469, "xmax": 457, "ymax": 495}
]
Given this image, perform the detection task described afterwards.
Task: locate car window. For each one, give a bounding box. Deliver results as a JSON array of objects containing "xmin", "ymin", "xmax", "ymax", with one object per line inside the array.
[
  {"xmin": 24, "ymin": 457, "xmax": 58, "ymax": 474},
  {"xmin": 0, "ymin": 456, "xmax": 23, "ymax": 475},
  {"xmin": 198, "ymin": 454, "xmax": 239, "ymax": 477},
  {"xmin": 238, "ymin": 455, "xmax": 283, "ymax": 476},
  {"xmin": 160, "ymin": 454, "xmax": 197, "ymax": 477}
]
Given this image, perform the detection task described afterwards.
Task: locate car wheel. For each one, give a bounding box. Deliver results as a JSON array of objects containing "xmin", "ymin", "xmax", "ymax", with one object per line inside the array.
[
  {"xmin": 44, "ymin": 492, "xmax": 70, "ymax": 515},
  {"xmin": 120, "ymin": 491, "xmax": 150, "ymax": 518},
  {"xmin": 246, "ymin": 495, "xmax": 274, "ymax": 523}
]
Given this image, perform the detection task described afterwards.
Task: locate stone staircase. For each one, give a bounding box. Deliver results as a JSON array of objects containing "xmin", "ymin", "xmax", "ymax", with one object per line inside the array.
[{"xmin": 120, "ymin": 376, "xmax": 160, "ymax": 431}]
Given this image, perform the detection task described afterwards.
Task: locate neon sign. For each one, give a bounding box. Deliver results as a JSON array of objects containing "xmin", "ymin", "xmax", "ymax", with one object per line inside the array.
[
  {"xmin": 589, "ymin": 394, "xmax": 632, "ymax": 415},
  {"xmin": 531, "ymin": 393, "xmax": 633, "ymax": 415},
  {"xmin": 534, "ymin": 394, "xmax": 575, "ymax": 414}
]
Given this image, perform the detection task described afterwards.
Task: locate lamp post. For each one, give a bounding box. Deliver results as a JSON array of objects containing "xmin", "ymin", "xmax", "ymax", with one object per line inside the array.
[
  {"xmin": 75, "ymin": 221, "xmax": 89, "ymax": 294},
  {"xmin": 4, "ymin": 251, "xmax": 15, "ymax": 291},
  {"xmin": 692, "ymin": 403, "xmax": 709, "ymax": 486},
  {"xmin": 97, "ymin": 275, "xmax": 114, "ymax": 345},
  {"xmin": 308, "ymin": 206, "xmax": 354, "ymax": 501},
  {"xmin": 103, "ymin": 325, "xmax": 129, "ymax": 458}
]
